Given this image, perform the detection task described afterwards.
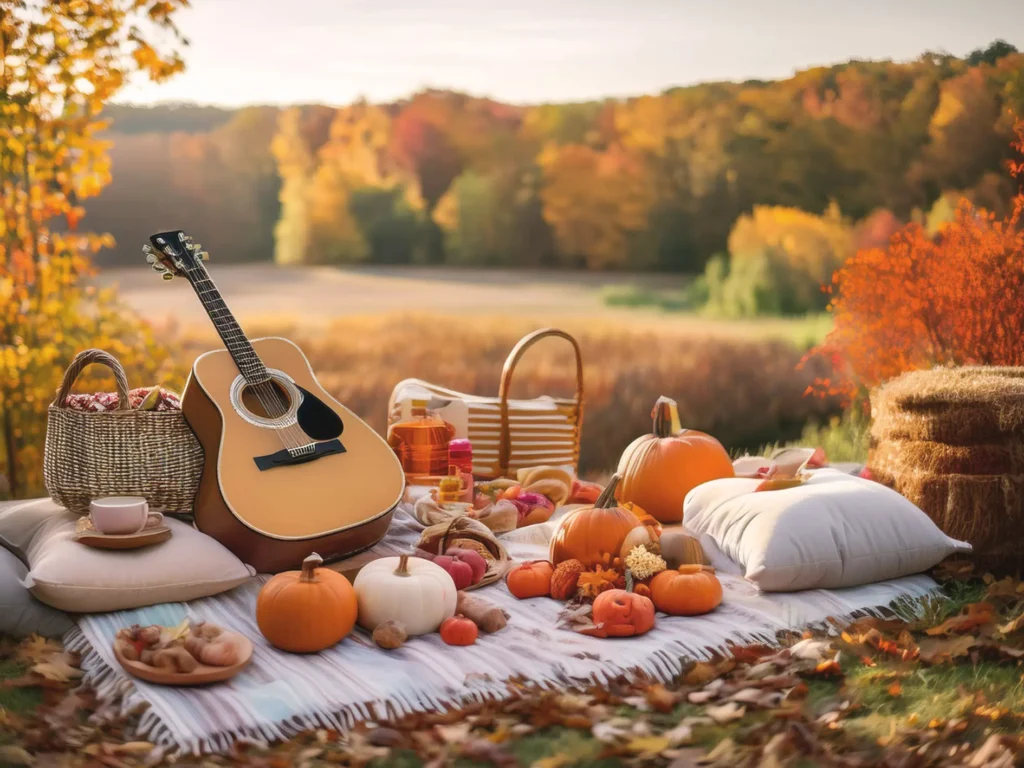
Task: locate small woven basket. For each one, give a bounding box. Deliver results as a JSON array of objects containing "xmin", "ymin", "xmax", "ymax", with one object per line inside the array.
[{"xmin": 43, "ymin": 349, "xmax": 204, "ymax": 515}]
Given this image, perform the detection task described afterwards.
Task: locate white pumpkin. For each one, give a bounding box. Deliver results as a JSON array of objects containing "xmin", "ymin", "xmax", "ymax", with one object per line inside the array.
[{"xmin": 353, "ymin": 554, "xmax": 457, "ymax": 636}]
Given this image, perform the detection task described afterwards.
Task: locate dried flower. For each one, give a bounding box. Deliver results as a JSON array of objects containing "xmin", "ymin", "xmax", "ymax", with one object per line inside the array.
[
  {"xmin": 577, "ymin": 566, "xmax": 624, "ymax": 599},
  {"xmin": 624, "ymin": 545, "xmax": 667, "ymax": 581}
]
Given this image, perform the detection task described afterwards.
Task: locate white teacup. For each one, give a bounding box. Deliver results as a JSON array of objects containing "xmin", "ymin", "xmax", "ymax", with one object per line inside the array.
[{"xmin": 89, "ymin": 496, "xmax": 163, "ymax": 535}]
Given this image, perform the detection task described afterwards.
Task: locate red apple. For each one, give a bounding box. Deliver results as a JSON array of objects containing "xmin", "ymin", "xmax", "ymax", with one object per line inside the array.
[
  {"xmin": 432, "ymin": 555, "xmax": 475, "ymax": 590},
  {"xmin": 446, "ymin": 548, "xmax": 487, "ymax": 584}
]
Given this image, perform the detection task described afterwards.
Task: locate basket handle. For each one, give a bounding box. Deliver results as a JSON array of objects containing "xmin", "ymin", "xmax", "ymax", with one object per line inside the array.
[
  {"xmin": 498, "ymin": 328, "xmax": 584, "ymax": 476},
  {"xmin": 52, "ymin": 349, "xmax": 132, "ymax": 410}
]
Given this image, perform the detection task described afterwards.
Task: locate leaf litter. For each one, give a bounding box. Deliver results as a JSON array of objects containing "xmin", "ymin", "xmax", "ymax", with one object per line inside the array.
[{"xmin": 4, "ymin": 567, "xmax": 1024, "ymax": 765}]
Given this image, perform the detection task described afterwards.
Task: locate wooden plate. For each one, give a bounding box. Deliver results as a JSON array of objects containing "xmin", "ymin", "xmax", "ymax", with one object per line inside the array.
[
  {"xmin": 114, "ymin": 632, "xmax": 253, "ymax": 686},
  {"xmin": 74, "ymin": 525, "xmax": 171, "ymax": 550}
]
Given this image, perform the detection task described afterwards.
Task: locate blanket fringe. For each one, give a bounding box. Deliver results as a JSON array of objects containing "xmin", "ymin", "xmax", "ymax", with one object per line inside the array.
[{"xmin": 67, "ymin": 583, "xmax": 940, "ymax": 757}]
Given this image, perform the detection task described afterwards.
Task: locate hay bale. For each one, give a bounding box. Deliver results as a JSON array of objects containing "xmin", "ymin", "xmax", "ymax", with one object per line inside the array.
[
  {"xmin": 872, "ymin": 466, "xmax": 1024, "ymax": 573},
  {"xmin": 871, "ymin": 367, "xmax": 1024, "ymax": 445},
  {"xmin": 871, "ymin": 439, "xmax": 1024, "ymax": 476},
  {"xmin": 869, "ymin": 366, "xmax": 1024, "ymax": 574}
]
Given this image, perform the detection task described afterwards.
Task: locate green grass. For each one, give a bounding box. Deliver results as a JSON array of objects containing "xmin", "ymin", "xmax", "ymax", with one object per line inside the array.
[{"xmin": 0, "ymin": 658, "xmax": 42, "ymax": 719}]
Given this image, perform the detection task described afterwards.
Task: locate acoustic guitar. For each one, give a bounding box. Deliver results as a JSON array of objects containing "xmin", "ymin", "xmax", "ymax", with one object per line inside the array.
[{"xmin": 143, "ymin": 230, "xmax": 405, "ymax": 573}]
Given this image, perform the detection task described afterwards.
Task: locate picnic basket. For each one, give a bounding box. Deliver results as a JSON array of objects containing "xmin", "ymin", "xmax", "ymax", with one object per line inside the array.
[
  {"xmin": 388, "ymin": 328, "xmax": 584, "ymax": 480},
  {"xmin": 43, "ymin": 348, "xmax": 204, "ymax": 514}
]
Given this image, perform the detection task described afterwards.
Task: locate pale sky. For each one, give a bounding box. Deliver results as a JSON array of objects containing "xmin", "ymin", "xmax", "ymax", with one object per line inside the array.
[{"xmin": 120, "ymin": 0, "xmax": 1024, "ymax": 107}]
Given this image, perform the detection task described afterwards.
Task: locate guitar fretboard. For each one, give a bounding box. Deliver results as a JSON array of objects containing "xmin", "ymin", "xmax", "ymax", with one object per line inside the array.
[{"xmin": 184, "ymin": 263, "xmax": 270, "ymax": 385}]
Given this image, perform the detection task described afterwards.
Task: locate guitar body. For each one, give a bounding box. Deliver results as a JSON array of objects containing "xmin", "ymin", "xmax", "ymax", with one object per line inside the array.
[{"xmin": 183, "ymin": 337, "xmax": 405, "ymax": 573}]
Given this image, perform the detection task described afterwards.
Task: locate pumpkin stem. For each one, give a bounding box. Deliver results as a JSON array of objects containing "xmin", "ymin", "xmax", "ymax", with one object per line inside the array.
[
  {"xmin": 595, "ymin": 475, "xmax": 620, "ymax": 509},
  {"xmin": 395, "ymin": 554, "xmax": 412, "ymax": 577},
  {"xmin": 652, "ymin": 396, "xmax": 682, "ymax": 438},
  {"xmin": 300, "ymin": 553, "xmax": 322, "ymax": 583}
]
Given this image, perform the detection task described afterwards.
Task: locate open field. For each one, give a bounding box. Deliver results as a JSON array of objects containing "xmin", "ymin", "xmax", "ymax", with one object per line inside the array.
[{"xmin": 96, "ymin": 265, "xmax": 831, "ymax": 347}]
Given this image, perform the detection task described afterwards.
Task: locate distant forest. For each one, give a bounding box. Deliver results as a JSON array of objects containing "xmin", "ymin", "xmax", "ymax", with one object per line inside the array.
[{"xmin": 88, "ymin": 41, "xmax": 1024, "ymax": 272}]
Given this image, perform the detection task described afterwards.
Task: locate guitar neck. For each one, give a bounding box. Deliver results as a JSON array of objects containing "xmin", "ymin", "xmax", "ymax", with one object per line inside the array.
[{"xmin": 184, "ymin": 263, "xmax": 270, "ymax": 384}]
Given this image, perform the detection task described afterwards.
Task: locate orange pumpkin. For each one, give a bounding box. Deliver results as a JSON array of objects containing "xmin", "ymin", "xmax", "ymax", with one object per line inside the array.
[
  {"xmin": 583, "ymin": 589, "xmax": 655, "ymax": 638},
  {"xmin": 439, "ymin": 615, "xmax": 478, "ymax": 646},
  {"xmin": 506, "ymin": 560, "xmax": 554, "ymax": 599},
  {"xmin": 256, "ymin": 553, "xmax": 358, "ymax": 653},
  {"xmin": 617, "ymin": 397, "xmax": 734, "ymax": 523},
  {"xmin": 550, "ymin": 475, "xmax": 641, "ymax": 566},
  {"xmin": 649, "ymin": 564, "xmax": 723, "ymax": 616}
]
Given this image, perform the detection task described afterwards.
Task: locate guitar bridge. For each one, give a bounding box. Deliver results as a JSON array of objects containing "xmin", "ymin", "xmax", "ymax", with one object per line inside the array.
[{"xmin": 253, "ymin": 439, "xmax": 346, "ymax": 471}]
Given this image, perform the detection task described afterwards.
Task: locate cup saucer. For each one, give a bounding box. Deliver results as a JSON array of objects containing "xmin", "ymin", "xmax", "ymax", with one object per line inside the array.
[{"xmin": 74, "ymin": 517, "xmax": 171, "ymax": 550}]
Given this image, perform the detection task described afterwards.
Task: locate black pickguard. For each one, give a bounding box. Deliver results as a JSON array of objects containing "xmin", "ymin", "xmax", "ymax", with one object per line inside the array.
[{"xmin": 295, "ymin": 385, "xmax": 344, "ymax": 441}]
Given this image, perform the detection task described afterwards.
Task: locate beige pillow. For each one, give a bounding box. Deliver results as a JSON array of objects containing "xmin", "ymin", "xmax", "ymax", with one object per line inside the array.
[
  {"xmin": 0, "ymin": 498, "xmax": 63, "ymax": 563},
  {"xmin": 26, "ymin": 509, "xmax": 254, "ymax": 612},
  {"xmin": 683, "ymin": 469, "xmax": 970, "ymax": 592}
]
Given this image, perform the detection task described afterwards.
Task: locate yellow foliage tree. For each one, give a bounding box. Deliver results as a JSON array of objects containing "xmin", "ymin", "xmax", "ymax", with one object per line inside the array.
[
  {"xmin": 1, "ymin": 0, "xmax": 188, "ymax": 498},
  {"xmin": 538, "ymin": 144, "xmax": 654, "ymax": 269}
]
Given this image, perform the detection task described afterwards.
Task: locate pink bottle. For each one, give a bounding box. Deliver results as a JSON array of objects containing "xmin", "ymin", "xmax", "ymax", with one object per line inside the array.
[{"xmin": 448, "ymin": 439, "xmax": 474, "ymax": 503}]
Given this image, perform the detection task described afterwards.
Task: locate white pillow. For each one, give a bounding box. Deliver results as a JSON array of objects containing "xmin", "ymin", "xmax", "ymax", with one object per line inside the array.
[
  {"xmin": 1, "ymin": 546, "xmax": 73, "ymax": 637},
  {"xmin": 0, "ymin": 498, "xmax": 61, "ymax": 562},
  {"xmin": 25, "ymin": 508, "xmax": 255, "ymax": 612},
  {"xmin": 683, "ymin": 469, "xmax": 970, "ymax": 591}
]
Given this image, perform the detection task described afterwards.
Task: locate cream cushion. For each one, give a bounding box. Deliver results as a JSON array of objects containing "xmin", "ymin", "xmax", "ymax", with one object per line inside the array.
[
  {"xmin": 683, "ymin": 469, "xmax": 971, "ymax": 592},
  {"xmin": 23, "ymin": 503, "xmax": 255, "ymax": 612}
]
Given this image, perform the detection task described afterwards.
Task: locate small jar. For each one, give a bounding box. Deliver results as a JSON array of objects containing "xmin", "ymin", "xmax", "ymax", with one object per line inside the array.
[{"xmin": 448, "ymin": 439, "xmax": 474, "ymax": 502}]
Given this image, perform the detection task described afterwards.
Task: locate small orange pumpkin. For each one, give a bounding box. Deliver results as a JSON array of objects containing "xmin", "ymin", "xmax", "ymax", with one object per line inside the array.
[
  {"xmin": 506, "ymin": 560, "xmax": 554, "ymax": 599},
  {"xmin": 583, "ymin": 589, "xmax": 655, "ymax": 638},
  {"xmin": 617, "ymin": 397, "xmax": 734, "ymax": 523},
  {"xmin": 440, "ymin": 615, "xmax": 478, "ymax": 646},
  {"xmin": 256, "ymin": 553, "xmax": 358, "ymax": 653},
  {"xmin": 649, "ymin": 564, "xmax": 723, "ymax": 616},
  {"xmin": 550, "ymin": 475, "xmax": 641, "ymax": 566}
]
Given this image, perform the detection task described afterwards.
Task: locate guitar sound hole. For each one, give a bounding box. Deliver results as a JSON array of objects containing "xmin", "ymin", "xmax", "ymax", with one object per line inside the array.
[{"xmin": 240, "ymin": 381, "xmax": 292, "ymax": 419}]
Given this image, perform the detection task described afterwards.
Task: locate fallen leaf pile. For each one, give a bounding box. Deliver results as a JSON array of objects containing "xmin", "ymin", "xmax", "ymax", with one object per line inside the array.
[{"xmin": 4, "ymin": 562, "xmax": 1024, "ymax": 766}]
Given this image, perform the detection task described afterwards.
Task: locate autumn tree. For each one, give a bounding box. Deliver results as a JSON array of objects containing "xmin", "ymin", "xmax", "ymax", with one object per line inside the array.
[
  {"xmin": 0, "ymin": 0, "xmax": 187, "ymax": 498},
  {"xmin": 539, "ymin": 144, "xmax": 654, "ymax": 269},
  {"xmin": 810, "ymin": 119, "xmax": 1024, "ymax": 402}
]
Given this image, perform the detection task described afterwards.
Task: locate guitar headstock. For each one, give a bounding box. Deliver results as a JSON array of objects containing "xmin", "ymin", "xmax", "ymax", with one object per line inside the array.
[{"xmin": 143, "ymin": 230, "xmax": 209, "ymax": 281}]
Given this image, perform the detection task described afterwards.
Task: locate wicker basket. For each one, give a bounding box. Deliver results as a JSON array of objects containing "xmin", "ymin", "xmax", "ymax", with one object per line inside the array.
[
  {"xmin": 43, "ymin": 349, "xmax": 204, "ymax": 514},
  {"xmin": 388, "ymin": 328, "xmax": 584, "ymax": 480}
]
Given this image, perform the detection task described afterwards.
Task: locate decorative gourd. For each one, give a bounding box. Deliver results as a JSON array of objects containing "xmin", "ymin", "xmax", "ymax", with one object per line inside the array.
[
  {"xmin": 256, "ymin": 553, "xmax": 357, "ymax": 653},
  {"xmin": 584, "ymin": 589, "xmax": 655, "ymax": 638},
  {"xmin": 659, "ymin": 529, "xmax": 710, "ymax": 568},
  {"xmin": 549, "ymin": 475, "xmax": 641, "ymax": 566},
  {"xmin": 353, "ymin": 554, "xmax": 457, "ymax": 636},
  {"xmin": 649, "ymin": 564, "xmax": 723, "ymax": 616},
  {"xmin": 506, "ymin": 560, "xmax": 554, "ymax": 599},
  {"xmin": 439, "ymin": 615, "xmax": 478, "ymax": 646},
  {"xmin": 616, "ymin": 397, "xmax": 734, "ymax": 523},
  {"xmin": 550, "ymin": 559, "xmax": 585, "ymax": 600}
]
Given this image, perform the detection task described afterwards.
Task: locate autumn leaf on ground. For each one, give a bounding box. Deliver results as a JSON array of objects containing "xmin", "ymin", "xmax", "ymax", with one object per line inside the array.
[
  {"xmin": 925, "ymin": 602, "xmax": 995, "ymax": 636},
  {"xmin": 706, "ymin": 702, "xmax": 746, "ymax": 724},
  {"xmin": 16, "ymin": 635, "xmax": 63, "ymax": 664},
  {"xmin": 998, "ymin": 613, "xmax": 1024, "ymax": 636},
  {"xmin": 625, "ymin": 735, "xmax": 671, "ymax": 759},
  {"xmin": 918, "ymin": 635, "xmax": 977, "ymax": 665},
  {"xmin": 681, "ymin": 660, "xmax": 726, "ymax": 686},
  {"xmin": 32, "ymin": 653, "xmax": 83, "ymax": 683},
  {"xmin": 984, "ymin": 576, "xmax": 1024, "ymax": 601}
]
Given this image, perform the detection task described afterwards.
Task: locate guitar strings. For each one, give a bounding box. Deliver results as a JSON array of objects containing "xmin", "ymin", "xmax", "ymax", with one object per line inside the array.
[{"xmin": 182, "ymin": 262, "xmax": 312, "ymax": 453}]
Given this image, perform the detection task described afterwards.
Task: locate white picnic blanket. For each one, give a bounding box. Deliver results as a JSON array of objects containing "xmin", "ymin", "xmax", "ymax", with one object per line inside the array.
[{"xmin": 68, "ymin": 501, "xmax": 937, "ymax": 754}]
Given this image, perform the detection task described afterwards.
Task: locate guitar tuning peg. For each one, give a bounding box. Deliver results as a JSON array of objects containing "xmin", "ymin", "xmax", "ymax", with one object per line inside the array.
[
  {"xmin": 199, "ymin": 251, "xmax": 210, "ymax": 261},
  {"xmin": 152, "ymin": 263, "xmax": 166, "ymax": 273},
  {"xmin": 145, "ymin": 252, "xmax": 158, "ymax": 264},
  {"xmin": 162, "ymin": 272, "xmax": 174, "ymax": 281}
]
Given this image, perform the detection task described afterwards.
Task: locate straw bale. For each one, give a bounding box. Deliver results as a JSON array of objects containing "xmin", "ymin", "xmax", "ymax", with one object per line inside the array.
[
  {"xmin": 871, "ymin": 367, "xmax": 1024, "ymax": 445},
  {"xmin": 872, "ymin": 466, "xmax": 1024, "ymax": 573},
  {"xmin": 870, "ymin": 439, "xmax": 1024, "ymax": 477}
]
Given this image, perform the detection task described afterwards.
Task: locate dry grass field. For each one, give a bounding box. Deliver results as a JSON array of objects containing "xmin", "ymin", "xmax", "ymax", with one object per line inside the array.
[{"xmin": 104, "ymin": 265, "xmax": 840, "ymax": 475}]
